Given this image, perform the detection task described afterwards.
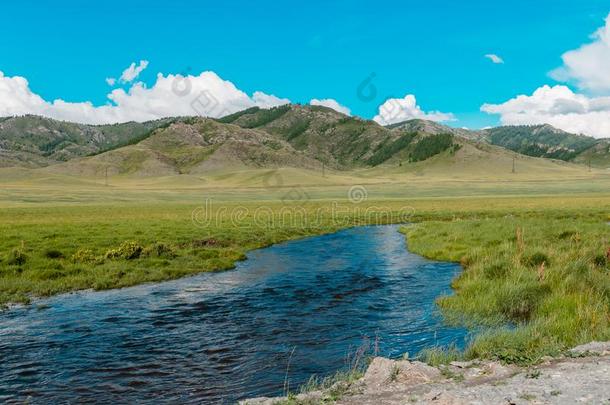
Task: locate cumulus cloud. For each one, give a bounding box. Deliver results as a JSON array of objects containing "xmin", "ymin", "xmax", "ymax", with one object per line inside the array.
[
  {"xmin": 0, "ymin": 72, "xmax": 48, "ymax": 116},
  {"xmin": 0, "ymin": 70, "xmax": 292, "ymax": 124},
  {"xmin": 105, "ymin": 77, "xmax": 116, "ymax": 86},
  {"xmin": 482, "ymin": 14, "xmax": 610, "ymax": 139},
  {"xmin": 481, "ymin": 84, "xmax": 610, "ymax": 138},
  {"xmin": 549, "ymin": 14, "xmax": 610, "ymax": 93},
  {"xmin": 252, "ymin": 91, "xmax": 290, "ymax": 108},
  {"xmin": 119, "ymin": 60, "xmax": 149, "ymax": 83},
  {"xmin": 485, "ymin": 54, "xmax": 504, "ymax": 64},
  {"xmin": 309, "ymin": 98, "xmax": 351, "ymax": 115},
  {"xmin": 373, "ymin": 94, "xmax": 455, "ymax": 125}
]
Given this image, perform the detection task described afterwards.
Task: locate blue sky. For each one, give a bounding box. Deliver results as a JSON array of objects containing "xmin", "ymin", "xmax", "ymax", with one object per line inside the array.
[{"xmin": 1, "ymin": 0, "xmax": 610, "ymax": 133}]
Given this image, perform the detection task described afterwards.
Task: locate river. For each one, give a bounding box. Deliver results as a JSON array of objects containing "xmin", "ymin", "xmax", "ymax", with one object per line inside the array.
[{"xmin": 0, "ymin": 225, "xmax": 467, "ymax": 403}]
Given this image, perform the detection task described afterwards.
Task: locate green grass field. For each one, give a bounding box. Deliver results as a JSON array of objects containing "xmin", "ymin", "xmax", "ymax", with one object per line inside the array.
[
  {"xmin": 405, "ymin": 213, "xmax": 610, "ymax": 364},
  {"xmin": 1, "ymin": 165, "xmax": 609, "ymax": 364}
]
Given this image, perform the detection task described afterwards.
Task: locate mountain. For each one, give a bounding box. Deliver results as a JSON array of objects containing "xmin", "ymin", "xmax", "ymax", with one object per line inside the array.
[
  {"xmin": 474, "ymin": 124, "xmax": 610, "ymax": 167},
  {"xmin": 387, "ymin": 118, "xmax": 476, "ymax": 139},
  {"xmin": 42, "ymin": 105, "xmax": 466, "ymax": 176},
  {"xmin": 220, "ymin": 105, "xmax": 395, "ymax": 166},
  {"xmin": 1, "ymin": 106, "xmax": 609, "ymax": 177},
  {"xmin": 218, "ymin": 105, "xmax": 463, "ymax": 167},
  {"xmin": 0, "ymin": 115, "xmax": 176, "ymax": 168},
  {"xmin": 46, "ymin": 117, "xmax": 322, "ymax": 177},
  {"xmin": 478, "ymin": 124, "xmax": 599, "ymax": 161},
  {"xmin": 0, "ymin": 108, "xmax": 430, "ymax": 171},
  {"xmin": 389, "ymin": 119, "xmax": 610, "ymax": 168},
  {"xmin": 572, "ymin": 139, "xmax": 610, "ymax": 167}
]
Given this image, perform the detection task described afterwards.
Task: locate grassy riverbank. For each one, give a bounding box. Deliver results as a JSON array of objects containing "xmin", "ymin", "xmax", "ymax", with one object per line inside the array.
[
  {"xmin": 0, "ymin": 197, "xmax": 419, "ymax": 306},
  {"xmin": 405, "ymin": 212, "xmax": 610, "ymax": 364},
  {"xmin": 1, "ymin": 173, "xmax": 609, "ymax": 365},
  {"xmin": 0, "ymin": 202, "xmax": 344, "ymax": 306},
  {"xmin": 1, "ymin": 193, "xmax": 608, "ymax": 311}
]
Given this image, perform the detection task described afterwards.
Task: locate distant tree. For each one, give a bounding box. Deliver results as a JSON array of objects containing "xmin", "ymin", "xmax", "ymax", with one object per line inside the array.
[{"xmin": 410, "ymin": 133, "xmax": 454, "ymax": 162}]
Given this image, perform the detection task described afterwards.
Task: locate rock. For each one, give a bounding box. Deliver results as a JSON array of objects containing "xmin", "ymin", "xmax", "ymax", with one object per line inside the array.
[
  {"xmin": 449, "ymin": 360, "xmax": 477, "ymax": 369},
  {"xmin": 445, "ymin": 360, "xmax": 516, "ymax": 381},
  {"xmin": 423, "ymin": 391, "xmax": 467, "ymax": 404},
  {"xmin": 394, "ymin": 360, "xmax": 441, "ymax": 385},
  {"xmin": 362, "ymin": 357, "xmax": 441, "ymax": 391},
  {"xmin": 294, "ymin": 390, "xmax": 324, "ymax": 403},
  {"xmin": 570, "ymin": 341, "xmax": 610, "ymax": 356},
  {"xmin": 242, "ymin": 341, "xmax": 610, "ymax": 404},
  {"xmin": 479, "ymin": 361, "xmax": 517, "ymax": 379},
  {"xmin": 362, "ymin": 357, "xmax": 397, "ymax": 388},
  {"xmin": 238, "ymin": 397, "xmax": 276, "ymax": 405}
]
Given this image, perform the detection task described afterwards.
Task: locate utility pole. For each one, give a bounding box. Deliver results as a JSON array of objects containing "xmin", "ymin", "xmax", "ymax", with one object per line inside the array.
[
  {"xmin": 588, "ymin": 159, "xmax": 591, "ymax": 172},
  {"xmin": 105, "ymin": 167, "xmax": 108, "ymax": 186},
  {"xmin": 512, "ymin": 156, "xmax": 516, "ymax": 174},
  {"xmin": 322, "ymin": 162, "xmax": 325, "ymax": 177}
]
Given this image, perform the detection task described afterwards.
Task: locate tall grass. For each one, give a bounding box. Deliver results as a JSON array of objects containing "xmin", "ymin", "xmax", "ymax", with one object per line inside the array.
[
  {"xmin": 404, "ymin": 214, "xmax": 610, "ymax": 364},
  {"xmin": 286, "ymin": 336, "xmax": 376, "ymax": 403},
  {"xmin": 1, "ymin": 195, "xmax": 609, "ymax": 369},
  {"xmin": 0, "ymin": 200, "xmax": 399, "ymax": 306}
]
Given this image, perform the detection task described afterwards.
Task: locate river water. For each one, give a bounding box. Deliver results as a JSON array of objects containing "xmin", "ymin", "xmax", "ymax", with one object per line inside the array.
[{"xmin": 0, "ymin": 225, "xmax": 467, "ymax": 404}]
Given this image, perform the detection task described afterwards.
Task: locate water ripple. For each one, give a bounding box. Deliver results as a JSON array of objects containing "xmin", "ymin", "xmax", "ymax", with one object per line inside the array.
[{"xmin": 0, "ymin": 225, "xmax": 466, "ymax": 404}]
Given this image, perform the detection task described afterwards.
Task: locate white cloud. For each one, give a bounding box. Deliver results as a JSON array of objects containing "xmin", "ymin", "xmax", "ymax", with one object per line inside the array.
[
  {"xmin": 252, "ymin": 91, "xmax": 290, "ymax": 108},
  {"xmin": 373, "ymin": 94, "xmax": 455, "ymax": 125},
  {"xmin": 0, "ymin": 70, "xmax": 292, "ymax": 124},
  {"xmin": 481, "ymin": 84, "xmax": 610, "ymax": 138},
  {"xmin": 0, "ymin": 72, "xmax": 48, "ymax": 116},
  {"xmin": 105, "ymin": 77, "xmax": 116, "ymax": 86},
  {"xmin": 309, "ymin": 98, "xmax": 351, "ymax": 115},
  {"xmin": 485, "ymin": 54, "xmax": 504, "ymax": 64},
  {"xmin": 119, "ymin": 60, "xmax": 149, "ymax": 83},
  {"xmin": 481, "ymin": 13, "xmax": 610, "ymax": 139},
  {"xmin": 549, "ymin": 13, "xmax": 610, "ymax": 93}
]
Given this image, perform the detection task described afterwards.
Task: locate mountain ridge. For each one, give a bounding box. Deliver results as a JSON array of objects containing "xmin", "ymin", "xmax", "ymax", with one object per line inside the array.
[
  {"xmin": 1, "ymin": 106, "xmax": 609, "ymax": 176},
  {"xmin": 389, "ymin": 118, "xmax": 609, "ymax": 166}
]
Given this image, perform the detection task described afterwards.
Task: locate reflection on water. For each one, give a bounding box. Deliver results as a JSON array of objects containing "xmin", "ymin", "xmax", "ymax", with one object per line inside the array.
[{"xmin": 0, "ymin": 225, "xmax": 466, "ymax": 404}]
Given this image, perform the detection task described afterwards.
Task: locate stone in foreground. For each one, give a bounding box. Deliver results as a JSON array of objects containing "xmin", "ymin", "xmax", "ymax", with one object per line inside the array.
[{"xmin": 241, "ymin": 342, "xmax": 610, "ymax": 405}]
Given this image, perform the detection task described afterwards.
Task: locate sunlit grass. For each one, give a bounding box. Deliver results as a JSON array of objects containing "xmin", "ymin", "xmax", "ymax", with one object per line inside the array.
[
  {"xmin": 404, "ymin": 213, "xmax": 610, "ymax": 364},
  {"xmin": 1, "ymin": 172, "xmax": 609, "ymax": 366}
]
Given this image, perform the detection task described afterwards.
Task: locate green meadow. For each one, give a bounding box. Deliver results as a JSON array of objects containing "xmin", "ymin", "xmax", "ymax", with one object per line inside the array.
[
  {"xmin": 0, "ymin": 166, "xmax": 609, "ymax": 363},
  {"xmin": 406, "ymin": 213, "xmax": 610, "ymax": 364}
]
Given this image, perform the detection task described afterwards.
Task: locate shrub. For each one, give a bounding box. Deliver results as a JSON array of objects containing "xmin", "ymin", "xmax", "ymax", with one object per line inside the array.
[
  {"xmin": 44, "ymin": 249, "xmax": 64, "ymax": 259},
  {"xmin": 460, "ymin": 255, "xmax": 472, "ymax": 267},
  {"xmin": 366, "ymin": 132, "xmax": 416, "ymax": 166},
  {"xmin": 593, "ymin": 254, "xmax": 607, "ymax": 268},
  {"xmin": 71, "ymin": 249, "xmax": 96, "ymax": 263},
  {"xmin": 410, "ymin": 133, "xmax": 455, "ymax": 162},
  {"xmin": 521, "ymin": 252, "xmax": 550, "ymax": 267},
  {"xmin": 498, "ymin": 283, "xmax": 550, "ymax": 322},
  {"xmin": 557, "ymin": 230, "xmax": 577, "ymax": 239},
  {"xmin": 49, "ymin": 262, "xmax": 64, "ymax": 270},
  {"xmin": 142, "ymin": 242, "xmax": 177, "ymax": 258},
  {"xmin": 7, "ymin": 248, "xmax": 27, "ymax": 266},
  {"xmin": 261, "ymin": 139, "xmax": 283, "ymax": 150},
  {"xmin": 284, "ymin": 119, "xmax": 311, "ymax": 141},
  {"xmin": 419, "ymin": 345, "xmax": 462, "ymax": 366},
  {"xmin": 216, "ymin": 106, "xmax": 260, "ymax": 123},
  {"xmin": 33, "ymin": 269, "xmax": 64, "ymax": 281},
  {"xmin": 105, "ymin": 241, "xmax": 143, "ymax": 260},
  {"xmin": 241, "ymin": 105, "xmax": 290, "ymax": 128},
  {"xmin": 469, "ymin": 332, "xmax": 541, "ymax": 365},
  {"xmin": 483, "ymin": 263, "xmax": 509, "ymax": 279}
]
